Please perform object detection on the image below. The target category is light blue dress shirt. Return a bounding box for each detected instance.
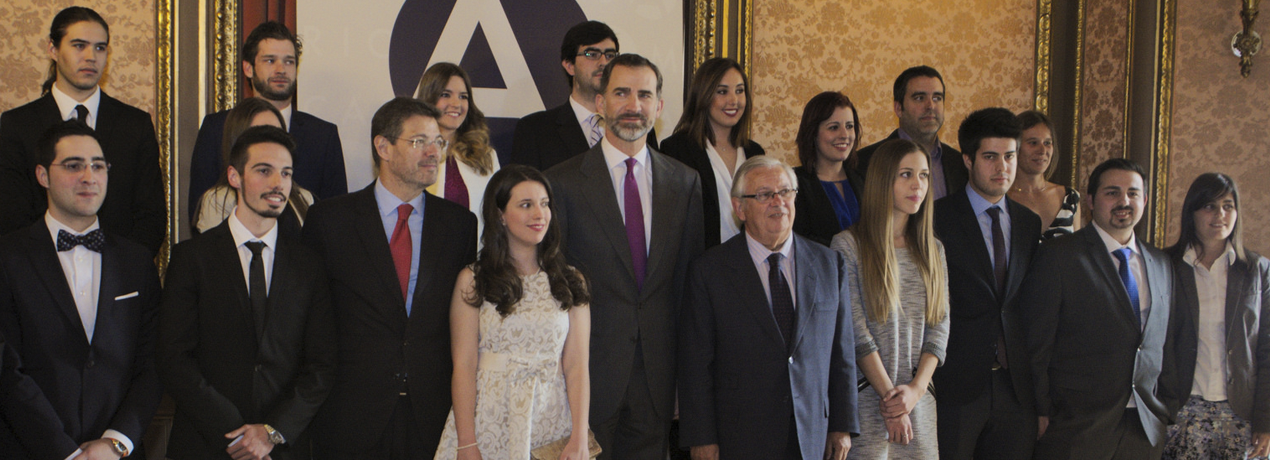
[965,184,1011,268]
[375,180,425,316]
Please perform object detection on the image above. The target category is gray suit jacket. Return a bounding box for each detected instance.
[677,234,858,458]
[544,143,704,424]
[1173,250,1270,432]
[1021,225,1183,458]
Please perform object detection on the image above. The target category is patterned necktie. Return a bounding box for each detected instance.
[768,253,795,350]
[245,241,268,339]
[57,229,104,252]
[986,206,1009,368]
[443,155,470,209]
[390,204,413,313]
[587,113,604,147]
[623,158,647,290]
[1113,248,1142,330]
[74,105,89,125]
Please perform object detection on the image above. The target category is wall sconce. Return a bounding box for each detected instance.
[1234,0,1262,77]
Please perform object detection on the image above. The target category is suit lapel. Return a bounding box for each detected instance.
[789,237,820,354]
[722,238,787,351]
[1139,242,1170,330]
[1081,227,1140,332]
[951,192,997,298]
[1004,199,1033,299]
[93,235,123,339]
[1225,257,1249,348]
[207,223,257,342]
[411,194,448,318]
[578,148,638,286]
[26,223,89,346]
[642,151,677,297]
[353,186,408,311]
[555,103,590,154]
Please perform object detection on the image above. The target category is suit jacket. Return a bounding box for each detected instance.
[544,143,704,423]
[158,221,335,459]
[791,165,864,247]
[188,109,348,219]
[853,129,966,198]
[301,184,477,450]
[659,131,764,249]
[1172,249,1270,432]
[0,93,167,254]
[0,220,162,460]
[678,234,858,458]
[1021,225,1183,458]
[932,190,1041,407]
[509,101,657,172]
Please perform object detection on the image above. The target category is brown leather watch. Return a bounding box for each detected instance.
[263,424,286,445]
[107,438,129,457]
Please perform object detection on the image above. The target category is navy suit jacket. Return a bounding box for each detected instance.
[188,109,347,219]
[509,101,658,172]
[678,234,858,458]
[0,220,162,459]
[0,93,167,254]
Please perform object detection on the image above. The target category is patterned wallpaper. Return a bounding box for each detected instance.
[1167,0,1270,253]
[1074,0,1129,194]
[0,0,155,118]
[750,0,1037,165]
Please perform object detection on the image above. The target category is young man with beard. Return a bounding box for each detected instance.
[510,21,657,171]
[159,126,336,460]
[545,54,704,459]
[0,7,166,254]
[188,21,347,221]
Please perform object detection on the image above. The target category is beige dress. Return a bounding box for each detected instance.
[434,271,573,459]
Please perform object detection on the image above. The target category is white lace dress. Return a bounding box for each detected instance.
[434,271,574,459]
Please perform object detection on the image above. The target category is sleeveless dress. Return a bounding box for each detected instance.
[434,271,574,459]
[1042,186,1080,239]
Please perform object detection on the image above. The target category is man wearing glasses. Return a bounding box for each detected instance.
[303,98,477,458]
[511,20,658,171]
[0,120,162,460]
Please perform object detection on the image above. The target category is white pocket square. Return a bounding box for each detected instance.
[114,291,139,301]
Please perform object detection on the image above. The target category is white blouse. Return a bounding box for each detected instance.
[1185,244,1236,401]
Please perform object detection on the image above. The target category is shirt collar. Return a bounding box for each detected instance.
[1182,243,1236,268]
[1092,221,1139,256]
[965,183,1008,217]
[44,212,100,243]
[745,230,794,268]
[51,84,101,124]
[601,136,650,173]
[227,208,279,250]
[897,128,942,158]
[278,104,294,132]
[374,178,425,219]
[569,95,597,129]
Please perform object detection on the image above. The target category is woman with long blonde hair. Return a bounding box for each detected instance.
[830,139,949,459]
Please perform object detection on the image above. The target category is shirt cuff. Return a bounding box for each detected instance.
[103,429,134,456]
[64,448,83,460]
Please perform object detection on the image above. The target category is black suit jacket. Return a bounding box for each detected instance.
[659,131,765,249]
[158,221,335,459]
[853,129,966,198]
[0,220,161,459]
[678,234,858,458]
[1020,226,1183,458]
[0,93,167,254]
[188,109,348,220]
[509,101,657,172]
[545,144,704,423]
[791,165,864,247]
[932,190,1041,407]
[302,184,477,451]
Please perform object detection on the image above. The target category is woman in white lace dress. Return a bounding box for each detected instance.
[435,165,592,460]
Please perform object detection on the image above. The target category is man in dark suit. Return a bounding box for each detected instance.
[0,121,161,460]
[303,98,476,458]
[853,65,965,200]
[1022,158,1183,459]
[545,53,704,459]
[0,7,166,254]
[678,156,857,460]
[158,126,335,460]
[188,21,346,220]
[510,21,656,171]
[932,108,1042,459]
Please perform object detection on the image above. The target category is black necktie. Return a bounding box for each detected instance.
[57,229,104,252]
[74,105,89,125]
[768,253,795,350]
[245,241,268,339]
[987,206,1009,369]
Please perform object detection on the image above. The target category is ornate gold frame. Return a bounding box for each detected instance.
[1150,0,1177,244]
[214,0,240,112]
[691,0,753,75]
[1034,0,1052,113]
[1069,0,1088,188]
[156,0,176,271]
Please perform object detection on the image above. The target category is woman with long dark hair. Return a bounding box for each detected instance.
[434,165,592,460]
[830,140,948,459]
[1007,110,1080,239]
[793,91,866,246]
[661,57,766,248]
[1163,173,1270,459]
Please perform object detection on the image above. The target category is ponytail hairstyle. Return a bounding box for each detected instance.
[42,7,110,95]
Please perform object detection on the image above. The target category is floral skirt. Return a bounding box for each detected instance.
[1163,396,1265,460]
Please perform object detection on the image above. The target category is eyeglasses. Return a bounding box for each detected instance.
[576,48,618,61]
[740,188,797,203]
[397,137,448,151]
[50,160,110,174]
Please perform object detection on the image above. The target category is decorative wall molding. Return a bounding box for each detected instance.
[213,0,239,112]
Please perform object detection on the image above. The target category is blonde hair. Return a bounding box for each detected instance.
[413,62,495,175]
[852,139,946,327]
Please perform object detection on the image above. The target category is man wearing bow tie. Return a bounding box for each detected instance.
[0,120,162,460]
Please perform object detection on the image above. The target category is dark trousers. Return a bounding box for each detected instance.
[315,395,426,460]
[1111,408,1166,460]
[937,367,1035,460]
[592,343,669,460]
[784,414,802,459]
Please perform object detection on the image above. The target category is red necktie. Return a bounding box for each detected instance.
[443,156,470,209]
[390,204,413,303]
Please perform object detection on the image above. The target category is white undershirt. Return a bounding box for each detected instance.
[704,141,743,242]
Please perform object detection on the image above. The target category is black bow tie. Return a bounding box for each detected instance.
[57,229,104,252]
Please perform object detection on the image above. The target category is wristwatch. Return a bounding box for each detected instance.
[263,424,286,445]
[107,438,129,457]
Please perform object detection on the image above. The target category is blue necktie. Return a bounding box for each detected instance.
[1112,248,1141,329]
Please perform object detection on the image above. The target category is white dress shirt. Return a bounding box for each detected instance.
[227,210,279,294]
[278,104,293,132]
[1092,222,1152,409]
[51,84,101,129]
[1184,244,1236,401]
[745,232,797,311]
[705,141,743,242]
[601,137,653,252]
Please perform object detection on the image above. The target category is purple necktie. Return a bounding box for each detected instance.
[624,158,647,290]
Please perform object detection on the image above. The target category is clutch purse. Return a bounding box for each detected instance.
[529,430,602,459]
